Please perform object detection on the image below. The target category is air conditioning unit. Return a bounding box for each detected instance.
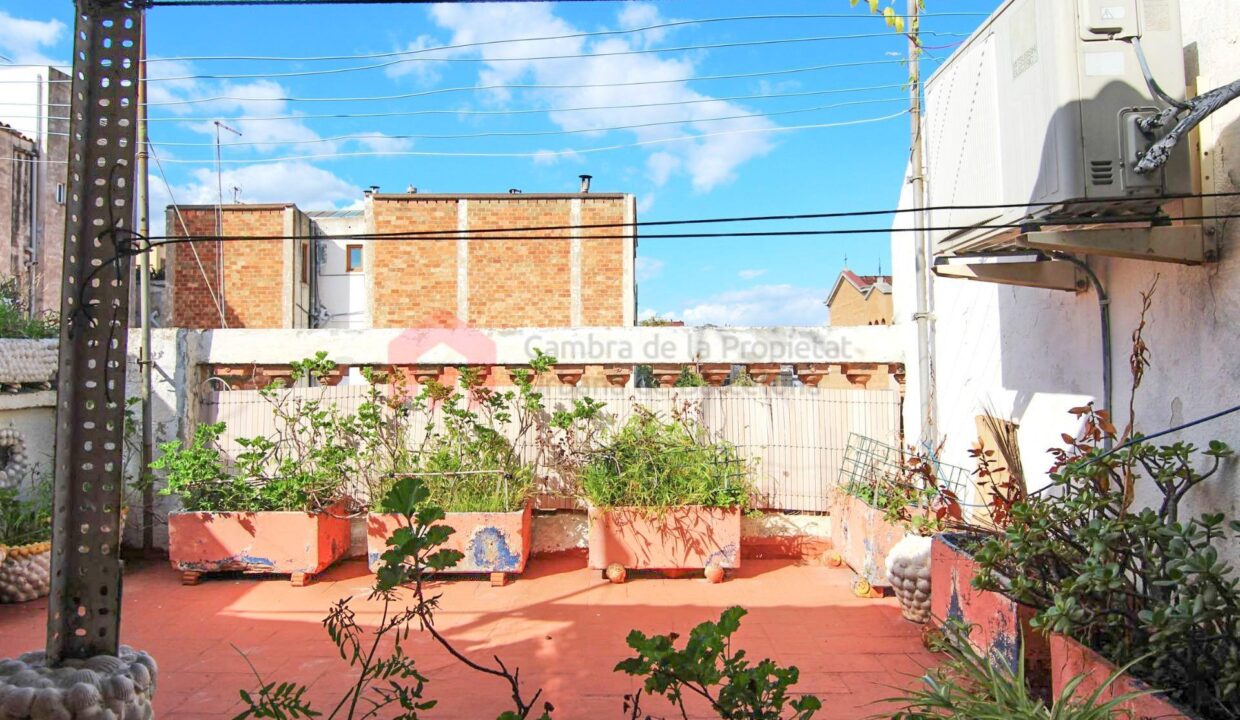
[925,0,1192,257]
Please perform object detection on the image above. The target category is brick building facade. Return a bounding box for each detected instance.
[167,189,636,329]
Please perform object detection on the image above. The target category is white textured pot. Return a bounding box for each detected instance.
[886,534,932,624]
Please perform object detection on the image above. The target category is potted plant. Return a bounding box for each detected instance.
[973,403,1239,720]
[366,354,556,586]
[157,355,352,586]
[576,404,751,581]
[929,416,1050,696]
[829,437,958,607]
[0,475,52,603]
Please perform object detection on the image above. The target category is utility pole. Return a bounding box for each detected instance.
[908,0,937,448]
[48,0,142,662]
[136,12,155,555]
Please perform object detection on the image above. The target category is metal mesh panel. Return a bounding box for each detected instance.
[47,0,141,662]
[837,432,974,505]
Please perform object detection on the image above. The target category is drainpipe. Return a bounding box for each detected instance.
[29,73,42,316]
[1054,253,1113,449]
[136,16,156,552]
[908,0,937,448]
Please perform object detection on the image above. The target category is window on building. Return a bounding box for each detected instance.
[346,244,363,273]
[301,241,309,285]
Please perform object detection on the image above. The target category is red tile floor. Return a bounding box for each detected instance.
[0,555,939,719]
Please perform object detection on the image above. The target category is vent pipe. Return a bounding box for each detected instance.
[579,174,592,193]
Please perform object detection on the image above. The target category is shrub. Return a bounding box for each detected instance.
[617,607,821,720]
[0,475,52,547]
[973,405,1240,720]
[579,407,750,510]
[0,277,58,340]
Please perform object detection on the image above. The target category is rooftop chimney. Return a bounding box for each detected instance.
[509,188,522,194]
[579,174,592,193]
[367,185,380,195]
[406,185,417,194]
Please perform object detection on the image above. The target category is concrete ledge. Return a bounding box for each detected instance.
[193,325,903,365]
[0,390,55,411]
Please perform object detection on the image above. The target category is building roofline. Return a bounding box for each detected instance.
[825,269,893,307]
[167,203,298,211]
[371,192,630,200]
[0,123,34,144]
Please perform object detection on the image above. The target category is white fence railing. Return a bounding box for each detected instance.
[198,385,901,513]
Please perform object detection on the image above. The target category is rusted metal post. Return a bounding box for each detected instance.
[47,0,143,662]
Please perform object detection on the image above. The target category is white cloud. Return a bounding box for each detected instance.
[357,133,415,153]
[423,4,775,191]
[383,34,448,84]
[636,194,656,214]
[678,284,828,327]
[0,12,65,66]
[635,256,664,281]
[738,268,768,280]
[150,161,358,237]
[616,3,672,47]
[531,148,583,165]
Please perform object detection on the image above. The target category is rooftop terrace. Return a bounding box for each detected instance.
[0,555,937,719]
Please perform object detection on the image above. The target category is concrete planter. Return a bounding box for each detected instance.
[0,338,57,386]
[827,487,907,595]
[0,541,51,604]
[168,508,350,586]
[587,505,741,573]
[931,533,1051,698]
[366,504,533,585]
[1050,633,1196,719]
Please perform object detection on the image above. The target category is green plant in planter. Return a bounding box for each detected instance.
[235,476,551,720]
[0,475,52,548]
[842,446,963,537]
[0,276,58,340]
[375,351,557,514]
[878,622,1150,719]
[579,407,751,510]
[617,606,821,720]
[973,404,1240,720]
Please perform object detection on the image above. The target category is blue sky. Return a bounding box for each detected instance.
[0,0,1000,325]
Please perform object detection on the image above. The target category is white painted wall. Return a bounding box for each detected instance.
[896,4,1240,556]
[311,212,370,329]
[0,392,56,489]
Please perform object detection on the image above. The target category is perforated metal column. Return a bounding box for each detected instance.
[47,0,142,663]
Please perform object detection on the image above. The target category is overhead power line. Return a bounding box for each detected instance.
[0,59,922,104]
[146,12,989,64]
[6,82,906,125]
[142,192,1240,242]
[145,31,970,82]
[147,97,907,148]
[152,111,910,163]
[139,213,1240,248]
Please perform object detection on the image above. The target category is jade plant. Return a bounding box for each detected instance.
[973,404,1240,720]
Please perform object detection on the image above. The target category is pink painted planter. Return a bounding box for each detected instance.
[931,534,1051,698]
[168,509,351,584]
[587,505,741,571]
[828,487,906,588]
[1050,634,1196,719]
[366,504,533,575]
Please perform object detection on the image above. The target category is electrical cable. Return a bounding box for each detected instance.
[7,81,909,125]
[142,212,1240,245]
[146,96,907,148]
[143,31,972,82]
[144,12,989,64]
[142,58,916,107]
[151,111,911,162]
[138,191,1240,241]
